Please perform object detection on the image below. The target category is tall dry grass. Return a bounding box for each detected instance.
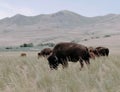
[0,53,120,92]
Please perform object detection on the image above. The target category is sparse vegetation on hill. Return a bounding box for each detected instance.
[20,43,34,47]
[0,10,120,46]
[37,42,55,47]
[103,34,111,38]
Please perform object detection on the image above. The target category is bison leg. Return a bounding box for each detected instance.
[50,66,58,70]
[84,59,90,69]
[79,59,84,70]
[61,60,68,69]
[85,59,90,65]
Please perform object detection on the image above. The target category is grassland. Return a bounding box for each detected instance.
[0,52,120,92]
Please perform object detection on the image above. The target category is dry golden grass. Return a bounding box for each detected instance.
[0,52,120,92]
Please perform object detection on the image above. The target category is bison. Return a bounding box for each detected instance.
[38,48,52,58]
[89,52,96,59]
[47,42,90,70]
[88,46,99,59]
[95,46,109,56]
[20,53,27,57]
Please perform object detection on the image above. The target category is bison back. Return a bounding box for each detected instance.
[52,42,90,61]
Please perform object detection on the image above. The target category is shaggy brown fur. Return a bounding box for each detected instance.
[38,48,52,58]
[48,42,90,70]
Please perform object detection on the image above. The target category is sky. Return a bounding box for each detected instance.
[0,0,120,19]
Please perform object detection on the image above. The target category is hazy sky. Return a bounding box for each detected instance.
[0,0,120,19]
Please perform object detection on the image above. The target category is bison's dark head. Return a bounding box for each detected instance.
[47,55,59,70]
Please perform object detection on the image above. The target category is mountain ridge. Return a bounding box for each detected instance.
[0,10,120,46]
[0,10,119,26]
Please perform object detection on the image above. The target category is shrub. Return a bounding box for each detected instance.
[20,43,34,47]
[104,35,111,38]
[38,43,55,47]
[5,47,13,49]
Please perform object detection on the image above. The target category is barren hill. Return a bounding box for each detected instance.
[0,10,120,48]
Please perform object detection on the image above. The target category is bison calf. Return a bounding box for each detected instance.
[20,53,27,57]
[38,48,52,59]
[88,47,99,59]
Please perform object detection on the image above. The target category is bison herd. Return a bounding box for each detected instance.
[37,42,109,70]
[21,42,109,70]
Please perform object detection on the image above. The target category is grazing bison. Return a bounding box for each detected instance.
[96,47,109,56]
[20,53,27,57]
[38,48,52,58]
[88,47,99,59]
[47,42,90,70]
[89,52,96,59]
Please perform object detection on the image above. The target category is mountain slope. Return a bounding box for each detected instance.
[0,10,120,46]
[0,10,91,28]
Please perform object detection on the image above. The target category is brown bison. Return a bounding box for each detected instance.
[20,53,27,57]
[95,46,109,56]
[88,47,99,59]
[38,48,52,58]
[89,52,96,59]
[47,42,90,70]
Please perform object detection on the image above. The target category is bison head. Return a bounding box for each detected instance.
[47,55,59,70]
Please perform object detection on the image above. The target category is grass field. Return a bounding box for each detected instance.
[0,52,120,92]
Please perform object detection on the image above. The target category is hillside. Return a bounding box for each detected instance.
[0,10,120,47]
